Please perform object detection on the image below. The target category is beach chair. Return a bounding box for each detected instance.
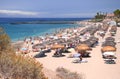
[67,53,81,58]
[104,55,116,64]
[81,52,90,57]
[52,50,65,57]
[34,51,46,58]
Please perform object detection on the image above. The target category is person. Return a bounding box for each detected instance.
[26,41,29,48]
[54,49,59,56]
[31,40,34,45]
[79,55,82,61]
[101,34,105,39]
[53,48,63,57]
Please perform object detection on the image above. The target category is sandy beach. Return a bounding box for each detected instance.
[14,21,120,79]
[39,27,120,79]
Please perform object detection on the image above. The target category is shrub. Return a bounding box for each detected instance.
[0,27,11,51]
[0,51,47,79]
[56,67,85,79]
[0,26,47,79]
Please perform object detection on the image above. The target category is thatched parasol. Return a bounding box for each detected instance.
[32,44,46,49]
[51,44,65,49]
[102,41,116,47]
[105,37,115,41]
[56,34,62,37]
[76,44,91,51]
[89,36,98,41]
[101,46,116,52]
[82,41,92,47]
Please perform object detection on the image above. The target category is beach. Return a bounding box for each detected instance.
[13,19,120,79]
[0,0,119,79]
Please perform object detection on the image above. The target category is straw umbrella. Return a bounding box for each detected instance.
[102,42,116,47]
[76,44,91,57]
[101,46,116,52]
[89,36,98,40]
[57,34,62,37]
[51,44,65,49]
[76,44,91,51]
[82,41,92,47]
[105,37,115,41]
[32,44,46,49]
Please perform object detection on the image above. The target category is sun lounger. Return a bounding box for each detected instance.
[103,55,116,64]
[42,49,51,53]
[52,54,65,57]
[34,51,46,58]
[72,59,88,63]
[104,59,116,64]
[81,52,90,57]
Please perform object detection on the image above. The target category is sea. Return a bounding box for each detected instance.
[0,18,91,41]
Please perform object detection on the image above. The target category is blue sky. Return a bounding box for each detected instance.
[0,0,120,18]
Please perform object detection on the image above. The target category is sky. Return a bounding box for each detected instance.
[0,0,120,18]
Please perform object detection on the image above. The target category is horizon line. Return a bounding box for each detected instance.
[0,17,93,18]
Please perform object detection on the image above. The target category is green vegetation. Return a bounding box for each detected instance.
[0,26,47,79]
[114,9,120,18]
[95,12,106,19]
[113,9,120,25]
[93,9,120,22]
[92,12,106,22]
[56,67,84,79]
[0,27,11,52]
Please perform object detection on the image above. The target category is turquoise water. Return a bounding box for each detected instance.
[1,23,79,41]
[0,18,91,41]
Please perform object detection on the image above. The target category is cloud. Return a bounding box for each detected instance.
[0,10,95,18]
[0,10,39,16]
